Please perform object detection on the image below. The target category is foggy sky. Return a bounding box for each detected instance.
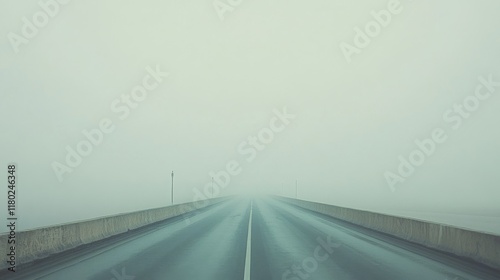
[1,0,499,232]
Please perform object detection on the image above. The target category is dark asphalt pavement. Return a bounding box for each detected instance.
[4,197,500,280]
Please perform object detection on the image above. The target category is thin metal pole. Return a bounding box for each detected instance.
[171,171,174,205]
[295,180,298,198]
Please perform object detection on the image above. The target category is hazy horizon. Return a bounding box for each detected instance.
[1,0,499,233]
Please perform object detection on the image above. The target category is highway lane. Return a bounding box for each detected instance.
[250,198,500,280]
[6,199,251,280]
[4,197,500,279]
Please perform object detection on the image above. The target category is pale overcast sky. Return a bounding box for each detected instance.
[1,0,499,231]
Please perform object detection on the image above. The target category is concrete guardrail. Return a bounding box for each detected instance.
[0,197,226,270]
[281,197,500,271]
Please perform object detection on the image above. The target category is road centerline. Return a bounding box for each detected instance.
[243,201,253,280]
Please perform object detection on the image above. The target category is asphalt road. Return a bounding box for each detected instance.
[4,198,500,280]
[250,198,500,280]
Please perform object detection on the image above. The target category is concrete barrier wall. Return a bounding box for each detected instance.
[281,197,500,271]
[0,198,226,270]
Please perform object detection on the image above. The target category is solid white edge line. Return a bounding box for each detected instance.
[243,201,253,280]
